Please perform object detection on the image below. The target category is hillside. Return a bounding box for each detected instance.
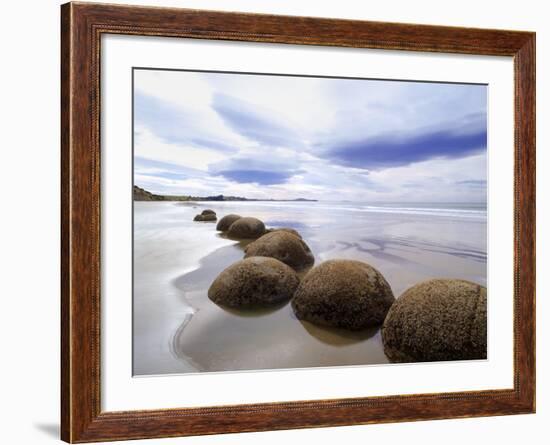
[133,185,317,202]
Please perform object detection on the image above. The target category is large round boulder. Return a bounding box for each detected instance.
[201,209,216,216]
[266,227,302,239]
[244,231,314,271]
[193,213,216,222]
[381,279,487,363]
[227,217,266,239]
[291,260,395,330]
[208,257,299,308]
[216,214,242,232]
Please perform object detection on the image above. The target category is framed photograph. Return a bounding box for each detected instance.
[61,2,535,442]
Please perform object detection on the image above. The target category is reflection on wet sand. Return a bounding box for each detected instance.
[298,321,379,346]
[217,300,290,318]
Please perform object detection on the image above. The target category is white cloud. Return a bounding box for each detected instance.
[134,70,251,151]
[133,69,487,202]
[134,125,226,171]
[135,70,213,112]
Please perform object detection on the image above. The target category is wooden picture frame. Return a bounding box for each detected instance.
[61,2,536,442]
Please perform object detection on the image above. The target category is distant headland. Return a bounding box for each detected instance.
[133,185,317,202]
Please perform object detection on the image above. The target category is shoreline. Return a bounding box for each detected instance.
[133,200,486,376]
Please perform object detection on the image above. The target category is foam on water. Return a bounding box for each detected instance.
[198,200,487,220]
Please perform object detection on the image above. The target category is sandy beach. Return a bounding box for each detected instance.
[133,200,486,376]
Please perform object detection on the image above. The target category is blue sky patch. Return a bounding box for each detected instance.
[217,169,296,185]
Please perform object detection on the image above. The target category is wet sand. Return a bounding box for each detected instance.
[133,201,486,375]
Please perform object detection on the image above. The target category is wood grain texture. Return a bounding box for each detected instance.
[60,2,536,442]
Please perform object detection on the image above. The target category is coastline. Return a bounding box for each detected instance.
[133,200,486,375]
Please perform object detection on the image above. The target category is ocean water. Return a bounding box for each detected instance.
[133,201,487,375]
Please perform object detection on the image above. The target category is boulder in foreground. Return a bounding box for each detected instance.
[227,217,266,239]
[292,259,395,330]
[216,214,242,232]
[381,279,487,363]
[208,257,299,308]
[244,231,314,271]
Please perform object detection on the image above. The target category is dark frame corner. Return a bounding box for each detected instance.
[61,2,535,442]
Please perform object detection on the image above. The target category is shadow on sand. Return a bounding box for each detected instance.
[215,299,291,318]
[297,318,379,346]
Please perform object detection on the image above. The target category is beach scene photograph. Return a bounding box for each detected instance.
[132,68,488,376]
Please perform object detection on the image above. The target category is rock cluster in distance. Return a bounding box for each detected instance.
[193,209,217,222]
[216,214,242,232]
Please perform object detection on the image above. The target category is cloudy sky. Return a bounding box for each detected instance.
[134,69,487,202]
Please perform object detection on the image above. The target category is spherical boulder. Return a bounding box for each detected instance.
[227,217,266,239]
[267,227,302,239]
[201,209,216,216]
[216,214,242,232]
[208,257,300,308]
[381,279,487,363]
[291,260,395,330]
[193,213,216,222]
[244,231,314,271]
